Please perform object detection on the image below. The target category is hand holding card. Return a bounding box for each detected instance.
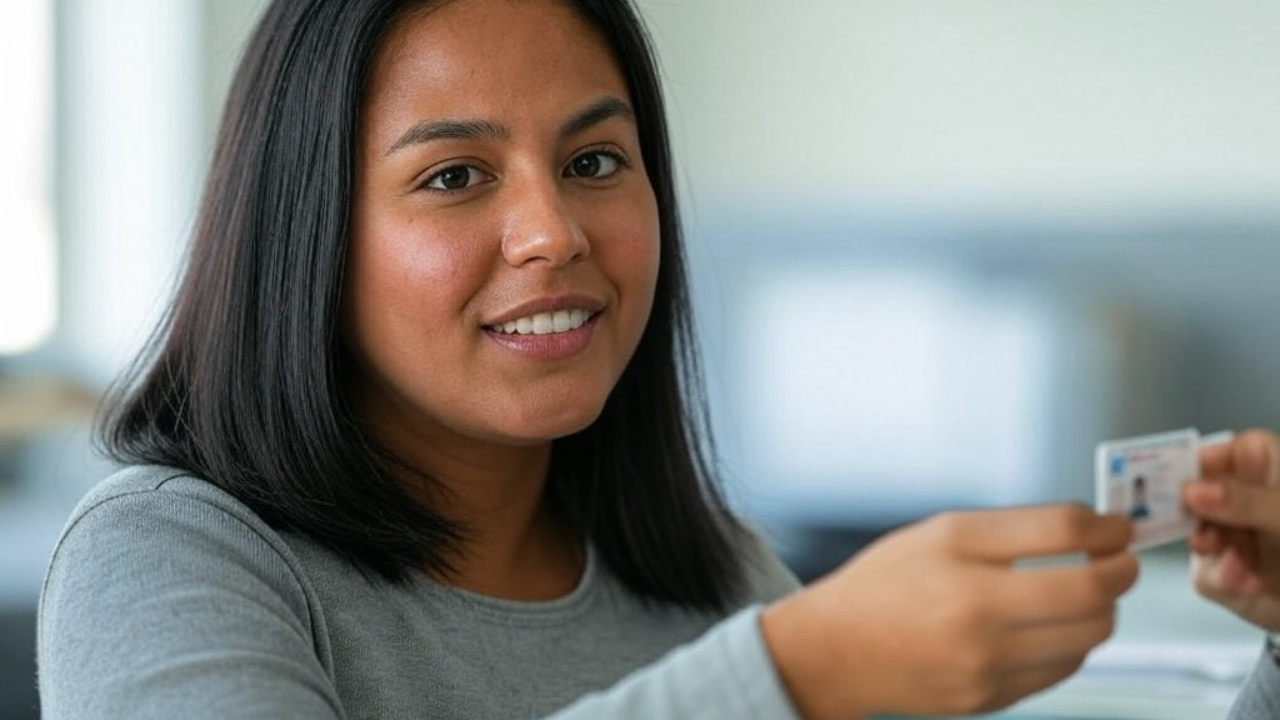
[1182,429,1280,635]
[761,504,1137,719]
[1095,428,1231,551]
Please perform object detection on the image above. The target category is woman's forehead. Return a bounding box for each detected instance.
[360,0,630,152]
[371,0,619,96]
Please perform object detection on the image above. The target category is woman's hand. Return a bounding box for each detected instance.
[1183,429,1280,632]
[760,505,1138,720]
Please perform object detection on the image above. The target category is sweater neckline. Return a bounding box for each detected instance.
[415,543,601,626]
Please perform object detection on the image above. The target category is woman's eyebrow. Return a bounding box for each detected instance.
[558,96,635,139]
[386,119,510,156]
[385,96,635,157]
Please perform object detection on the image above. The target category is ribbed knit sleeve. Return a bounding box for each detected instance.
[541,607,802,720]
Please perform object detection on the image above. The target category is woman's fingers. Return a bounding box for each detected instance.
[928,504,1133,564]
[979,659,1089,714]
[920,654,1091,717]
[993,551,1138,625]
[760,504,1137,720]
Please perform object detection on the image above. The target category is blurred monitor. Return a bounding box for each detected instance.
[693,248,1188,538]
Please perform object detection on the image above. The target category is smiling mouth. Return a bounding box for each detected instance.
[487,309,594,336]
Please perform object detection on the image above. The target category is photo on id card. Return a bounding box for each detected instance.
[1094,428,1199,550]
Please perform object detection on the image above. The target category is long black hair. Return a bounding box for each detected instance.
[98,0,747,611]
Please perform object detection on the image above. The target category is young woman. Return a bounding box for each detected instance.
[38,1,1147,718]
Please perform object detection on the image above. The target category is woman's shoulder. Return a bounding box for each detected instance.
[49,463,304,590]
[70,463,256,520]
[39,465,346,717]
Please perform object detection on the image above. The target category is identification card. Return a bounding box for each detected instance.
[1094,428,1204,550]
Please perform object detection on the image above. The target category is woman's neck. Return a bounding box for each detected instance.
[446,495,584,601]
[398,438,584,601]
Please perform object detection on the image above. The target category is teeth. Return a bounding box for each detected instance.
[494,309,591,335]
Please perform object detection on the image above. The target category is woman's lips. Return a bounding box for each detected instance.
[484,310,600,360]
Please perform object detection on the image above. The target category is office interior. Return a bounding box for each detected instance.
[1,1,1278,718]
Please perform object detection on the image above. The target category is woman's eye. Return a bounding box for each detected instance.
[423,165,488,192]
[565,151,623,180]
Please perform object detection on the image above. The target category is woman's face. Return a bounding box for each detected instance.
[343,0,660,464]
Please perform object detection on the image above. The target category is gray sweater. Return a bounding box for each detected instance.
[37,465,802,720]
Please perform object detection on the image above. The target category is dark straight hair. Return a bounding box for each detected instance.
[98,0,747,610]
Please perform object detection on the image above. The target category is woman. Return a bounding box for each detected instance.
[38,1,1141,718]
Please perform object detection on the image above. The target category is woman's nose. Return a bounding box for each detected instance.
[500,180,590,268]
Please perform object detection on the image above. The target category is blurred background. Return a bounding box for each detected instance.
[1,1,1277,718]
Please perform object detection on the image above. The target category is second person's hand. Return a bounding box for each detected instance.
[1184,429,1280,632]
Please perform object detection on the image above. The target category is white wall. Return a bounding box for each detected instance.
[640,0,1280,218]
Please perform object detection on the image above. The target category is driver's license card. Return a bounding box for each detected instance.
[1094,428,1224,550]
